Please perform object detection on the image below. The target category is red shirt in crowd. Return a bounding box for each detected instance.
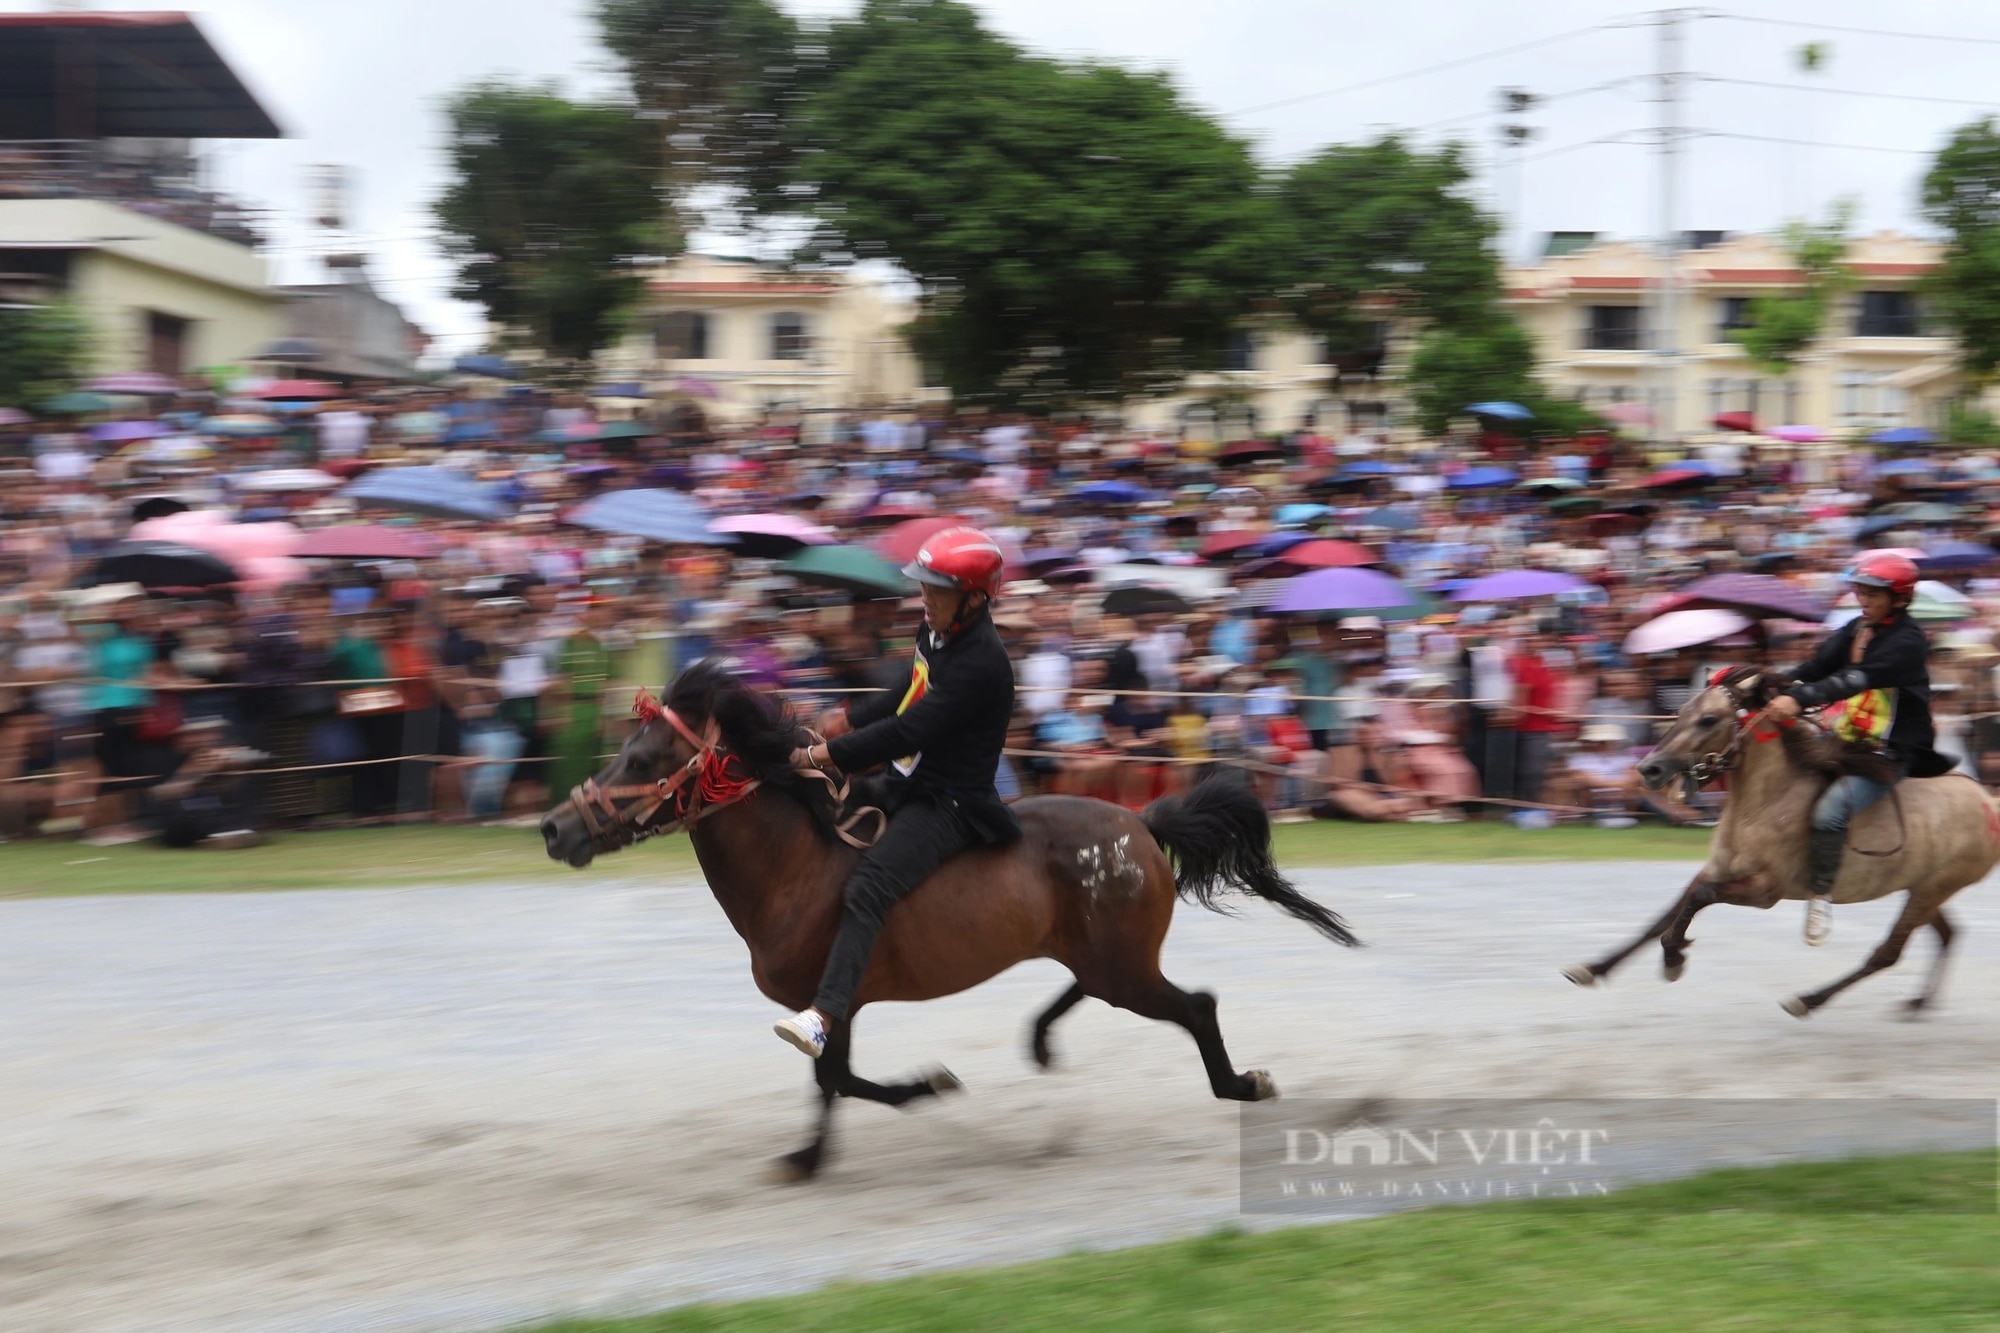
[1510,649,1564,734]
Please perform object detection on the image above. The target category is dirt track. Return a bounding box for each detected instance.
[4,859,1998,1333]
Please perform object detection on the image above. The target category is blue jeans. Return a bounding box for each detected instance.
[1811,772,1893,834]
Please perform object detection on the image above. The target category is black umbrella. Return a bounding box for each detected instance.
[131,496,192,523]
[1102,585,1191,617]
[86,542,238,595]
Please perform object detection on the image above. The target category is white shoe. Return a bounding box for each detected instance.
[774,1008,828,1058]
[1805,895,1833,947]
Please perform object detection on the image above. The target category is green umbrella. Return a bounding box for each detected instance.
[1548,494,1604,515]
[781,544,909,599]
[40,391,116,414]
[598,420,653,441]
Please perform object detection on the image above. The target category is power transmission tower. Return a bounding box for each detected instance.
[1652,9,1689,443]
[1495,87,1539,265]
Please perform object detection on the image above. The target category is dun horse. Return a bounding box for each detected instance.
[1564,667,2000,1017]
[540,663,1357,1178]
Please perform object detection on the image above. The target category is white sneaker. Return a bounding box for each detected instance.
[774,1008,828,1058]
[1805,895,1833,947]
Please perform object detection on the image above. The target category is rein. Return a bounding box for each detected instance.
[565,690,884,852]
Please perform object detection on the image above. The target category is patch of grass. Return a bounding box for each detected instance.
[519,1153,1999,1333]
[0,817,1704,899]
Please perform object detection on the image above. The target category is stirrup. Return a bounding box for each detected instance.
[1804,895,1833,947]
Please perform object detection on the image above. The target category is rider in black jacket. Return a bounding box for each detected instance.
[776,527,1019,1058]
[1766,550,1937,946]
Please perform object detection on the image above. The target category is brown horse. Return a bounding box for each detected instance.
[540,663,1357,1178]
[1563,667,2000,1018]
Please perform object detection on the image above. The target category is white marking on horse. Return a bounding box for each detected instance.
[1077,834,1141,903]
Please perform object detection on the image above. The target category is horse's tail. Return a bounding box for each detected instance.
[1143,766,1359,946]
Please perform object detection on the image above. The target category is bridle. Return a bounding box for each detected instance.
[565,693,759,852]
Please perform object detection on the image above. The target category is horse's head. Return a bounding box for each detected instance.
[1635,666,1784,792]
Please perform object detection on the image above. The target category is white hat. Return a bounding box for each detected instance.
[1580,723,1629,744]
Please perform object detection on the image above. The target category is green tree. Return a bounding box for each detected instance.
[1728,202,1852,378]
[595,0,802,206]
[1273,136,1501,356]
[1404,317,1536,437]
[433,83,672,366]
[0,300,90,408]
[771,0,1277,406]
[1923,117,2000,386]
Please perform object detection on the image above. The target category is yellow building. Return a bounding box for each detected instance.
[602,254,926,421]
[1503,230,1955,438]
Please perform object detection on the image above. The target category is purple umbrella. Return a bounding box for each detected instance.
[90,420,167,443]
[1676,573,1827,621]
[1267,567,1415,614]
[1447,569,1590,602]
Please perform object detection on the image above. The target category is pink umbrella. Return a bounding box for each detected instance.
[1770,425,1828,444]
[129,511,307,591]
[296,525,442,560]
[1603,401,1653,427]
[87,371,180,396]
[709,513,835,546]
[1624,608,1753,656]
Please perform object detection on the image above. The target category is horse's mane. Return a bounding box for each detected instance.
[664,660,883,845]
[1709,665,1901,785]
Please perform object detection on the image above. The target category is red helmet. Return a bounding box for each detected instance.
[1846,550,1919,600]
[904,526,1005,597]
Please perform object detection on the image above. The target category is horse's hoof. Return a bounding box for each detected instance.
[1780,995,1812,1019]
[1246,1070,1280,1101]
[1662,961,1685,983]
[1900,997,1932,1021]
[1031,1036,1054,1071]
[1561,963,1598,988]
[766,1153,819,1185]
[926,1066,964,1096]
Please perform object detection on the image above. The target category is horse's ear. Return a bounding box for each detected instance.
[1738,671,1786,710]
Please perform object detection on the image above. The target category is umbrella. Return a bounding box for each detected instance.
[344,466,514,523]
[566,488,724,545]
[230,468,342,493]
[780,544,909,599]
[131,496,192,522]
[670,376,723,400]
[1336,460,1402,477]
[1677,572,1827,621]
[1642,466,1715,489]
[1870,426,1937,446]
[1916,540,1994,573]
[1519,476,1584,494]
[252,337,325,363]
[123,436,213,463]
[452,354,518,380]
[1713,410,1758,433]
[1102,585,1191,617]
[597,420,654,442]
[1219,438,1285,465]
[1262,539,1376,570]
[1875,459,1932,476]
[1827,581,1971,626]
[1350,505,1424,533]
[1446,466,1519,489]
[1070,479,1156,506]
[592,382,646,399]
[1603,402,1653,427]
[1447,569,1590,602]
[296,525,441,560]
[40,391,116,414]
[86,371,180,396]
[1273,503,1334,527]
[0,407,32,426]
[1267,567,1416,615]
[90,420,165,442]
[708,512,835,558]
[85,541,238,594]
[201,414,282,437]
[1465,401,1533,420]
[1624,608,1755,656]
[1770,424,1827,443]
[247,379,340,400]
[1199,530,1270,559]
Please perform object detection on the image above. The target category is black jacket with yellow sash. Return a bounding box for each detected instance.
[1783,610,1951,774]
[825,605,1021,844]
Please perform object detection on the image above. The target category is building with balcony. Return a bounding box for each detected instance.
[0,11,285,379]
[599,254,927,421]
[1504,230,1955,437]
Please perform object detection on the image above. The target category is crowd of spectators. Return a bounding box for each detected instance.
[7,377,2000,849]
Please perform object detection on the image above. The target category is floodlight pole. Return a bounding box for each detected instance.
[1653,8,1687,446]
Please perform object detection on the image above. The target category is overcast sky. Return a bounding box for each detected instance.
[17,0,2000,354]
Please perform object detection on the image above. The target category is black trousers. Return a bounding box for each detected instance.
[813,792,975,1022]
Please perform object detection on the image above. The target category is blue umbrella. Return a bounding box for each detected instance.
[1446,466,1520,490]
[566,489,731,546]
[592,381,645,398]
[1336,460,1401,476]
[1350,505,1424,533]
[1875,459,1933,476]
[933,448,989,466]
[1070,480,1156,505]
[454,354,518,380]
[1870,426,1937,447]
[1448,569,1590,602]
[1274,503,1334,527]
[1466,401,1534,421]
[342,466,513,522]
[1918,540,1994,573]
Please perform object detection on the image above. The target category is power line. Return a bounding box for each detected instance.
[1407,75,1648,136]
[1223,21,1616,118]
[1700,74,2000,112]
[1708,11,2000,47]
[1693,129,1933,157]
[1521,129,1652,164]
